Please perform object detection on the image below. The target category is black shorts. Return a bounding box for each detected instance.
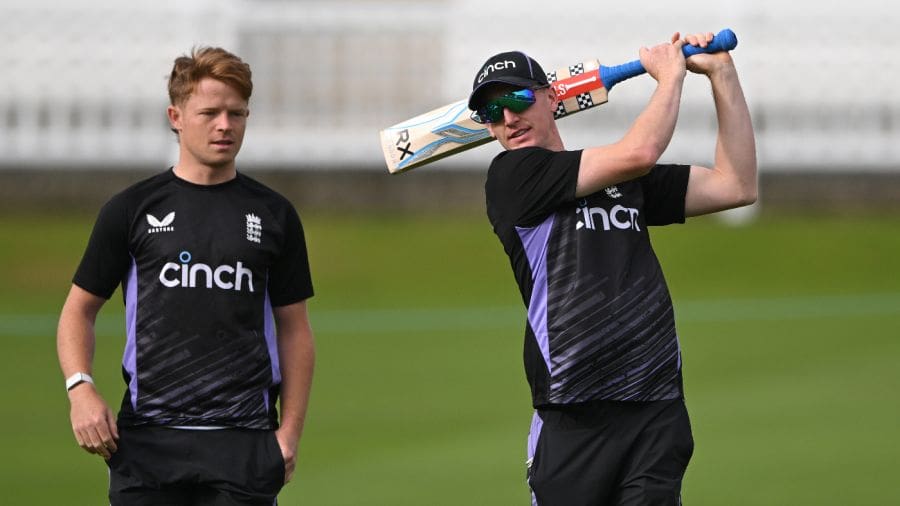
[107,426,285,506]
[527,398,694,506]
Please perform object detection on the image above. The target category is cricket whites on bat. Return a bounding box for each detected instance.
[380,28,737,174]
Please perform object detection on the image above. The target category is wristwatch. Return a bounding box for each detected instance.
[65,372,94,392]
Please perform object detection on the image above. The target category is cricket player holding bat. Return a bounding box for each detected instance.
[469,32,757,504]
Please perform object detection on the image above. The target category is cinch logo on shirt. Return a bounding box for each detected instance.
[158,250,254,292]
[576,204,641,232]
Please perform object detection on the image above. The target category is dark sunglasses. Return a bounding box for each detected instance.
[470,88,542,124]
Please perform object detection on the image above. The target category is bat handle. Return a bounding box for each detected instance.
[601,28,738,90]
[682,28,737,57]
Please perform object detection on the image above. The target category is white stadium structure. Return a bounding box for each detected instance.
[0,0,896,180]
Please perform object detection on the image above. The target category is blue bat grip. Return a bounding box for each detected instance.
[601,28,737,91]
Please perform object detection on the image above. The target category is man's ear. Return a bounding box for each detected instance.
[545,86,558,108]
[487,123,497,138]
[167,104,182,133]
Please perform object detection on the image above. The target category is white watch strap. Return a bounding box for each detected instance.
[65,372,94,391]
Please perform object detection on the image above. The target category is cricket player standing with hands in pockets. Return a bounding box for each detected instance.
[468,32,757,504]
[57,47,315,505]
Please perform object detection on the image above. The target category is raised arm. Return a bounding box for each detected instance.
[681,32,758,217]
[576,33,688,198]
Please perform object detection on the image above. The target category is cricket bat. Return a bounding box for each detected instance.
[380,28,737,174]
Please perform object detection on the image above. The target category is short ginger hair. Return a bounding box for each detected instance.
[167,47,253,106]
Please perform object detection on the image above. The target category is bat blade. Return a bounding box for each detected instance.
[380,58,607,174]
[380,28,737,174]
[378,99,494,173]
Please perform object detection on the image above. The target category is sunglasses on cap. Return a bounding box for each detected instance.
[470,87,545,124]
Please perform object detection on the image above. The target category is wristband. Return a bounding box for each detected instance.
[65,372,94,392]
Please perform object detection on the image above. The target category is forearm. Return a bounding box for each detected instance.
[57,285,119,457]
[277,327,315,440]
[684,60,759,217]
[57,287,102,377]
[627,78,685,161]
[577,78,684,196]
[710,64,758,203]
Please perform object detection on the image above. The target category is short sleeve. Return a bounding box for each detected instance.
[485,147,581,227]
[639,164,690,226]
[266,203,314,307]
[72,196,133,299]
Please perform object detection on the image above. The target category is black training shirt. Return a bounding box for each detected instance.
[74,169,313,429]
[485,147,689,407]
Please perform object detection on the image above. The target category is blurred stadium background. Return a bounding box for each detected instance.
[1,0,898,211]
[1,0,898,504]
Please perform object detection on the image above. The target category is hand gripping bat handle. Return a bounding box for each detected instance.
[601,28,738,91]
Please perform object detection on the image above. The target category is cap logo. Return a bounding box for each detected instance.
[477,60,516,83]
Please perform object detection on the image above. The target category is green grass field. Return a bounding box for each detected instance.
[1,210,898,505]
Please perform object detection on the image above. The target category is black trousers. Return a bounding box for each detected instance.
[107,426,285,506]
[528,399,694,506]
